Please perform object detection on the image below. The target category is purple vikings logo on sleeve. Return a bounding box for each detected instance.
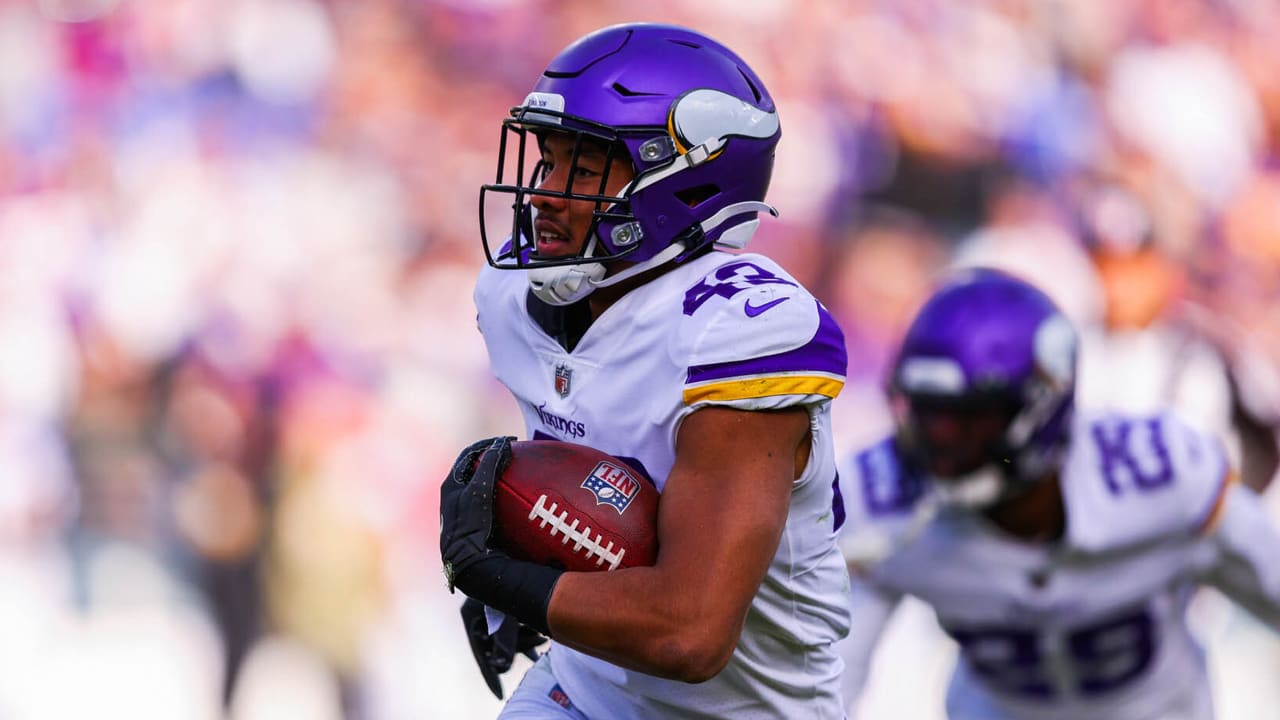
[581,461,640,514]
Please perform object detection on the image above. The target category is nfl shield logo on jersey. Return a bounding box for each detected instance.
[581,461,640,514]
[554,363,572,397]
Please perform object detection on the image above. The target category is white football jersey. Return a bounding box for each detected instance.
[837,410,1280,720]
[475,251,852,719]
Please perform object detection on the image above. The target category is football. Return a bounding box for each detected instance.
[492,440,659,572]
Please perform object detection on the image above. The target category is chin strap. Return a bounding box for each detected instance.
[527,235,605,306]
[930,466,1006,509]
[591,242,687,289]
[525,202,777,307]
[703,201,777,249]
[527,262,607,306]
[527,241,688,306]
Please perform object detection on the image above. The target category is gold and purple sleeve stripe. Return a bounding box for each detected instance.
[683,305,847,405]
[1197,468,1238,536]
[683,372,846,404]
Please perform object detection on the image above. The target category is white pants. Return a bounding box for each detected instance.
[500,652,591,720]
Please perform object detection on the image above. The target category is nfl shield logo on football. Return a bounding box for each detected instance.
[581,461,640,514]
[554,363,572,397]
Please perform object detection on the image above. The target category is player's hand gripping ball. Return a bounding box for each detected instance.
[492,441,659,572]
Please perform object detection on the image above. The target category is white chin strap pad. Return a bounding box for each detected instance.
[931,466,1005,509]
[526,240,687,306]
[527,263,607,306]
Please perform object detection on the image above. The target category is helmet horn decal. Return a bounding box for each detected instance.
[669,88,780,154]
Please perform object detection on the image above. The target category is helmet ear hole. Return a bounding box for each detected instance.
[675,184,720,208]
[737,69,762,103]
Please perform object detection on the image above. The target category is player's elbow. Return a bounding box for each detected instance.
[649,629,737,683]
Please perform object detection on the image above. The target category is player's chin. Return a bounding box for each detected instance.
[926,454,986,478]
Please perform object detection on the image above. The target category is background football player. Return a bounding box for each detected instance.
[439,23,852,718]
[836,268,1280,720]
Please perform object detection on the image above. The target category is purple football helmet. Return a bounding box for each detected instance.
[891,268,1078,507]
[479,23,781,304]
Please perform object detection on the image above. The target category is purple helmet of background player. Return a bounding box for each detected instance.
[479,23,781,305]
[890,268,1079,507]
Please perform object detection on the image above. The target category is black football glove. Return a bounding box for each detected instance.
[440,436,511,591]
[460,596,547,699]
[440,436,563,635]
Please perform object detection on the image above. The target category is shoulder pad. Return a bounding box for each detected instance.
[676,255,846,408]
[1064,410,1232,552]
[836,437,930,566]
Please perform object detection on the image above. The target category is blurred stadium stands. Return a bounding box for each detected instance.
[0,1,1277,718]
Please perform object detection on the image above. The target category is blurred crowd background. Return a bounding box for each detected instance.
[1,0,1278,718]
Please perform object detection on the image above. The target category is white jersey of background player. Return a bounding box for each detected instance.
[442,23,852,720]
[836,269,1280,720]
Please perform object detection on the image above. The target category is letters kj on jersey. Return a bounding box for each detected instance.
[581,461,641,514]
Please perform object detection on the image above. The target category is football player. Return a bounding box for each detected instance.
[836,268,1280,720]
[439,23,851,718]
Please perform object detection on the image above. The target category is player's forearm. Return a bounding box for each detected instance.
[545,564,756,682]
[1210,485,1280,628]
[539,408,801,680]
